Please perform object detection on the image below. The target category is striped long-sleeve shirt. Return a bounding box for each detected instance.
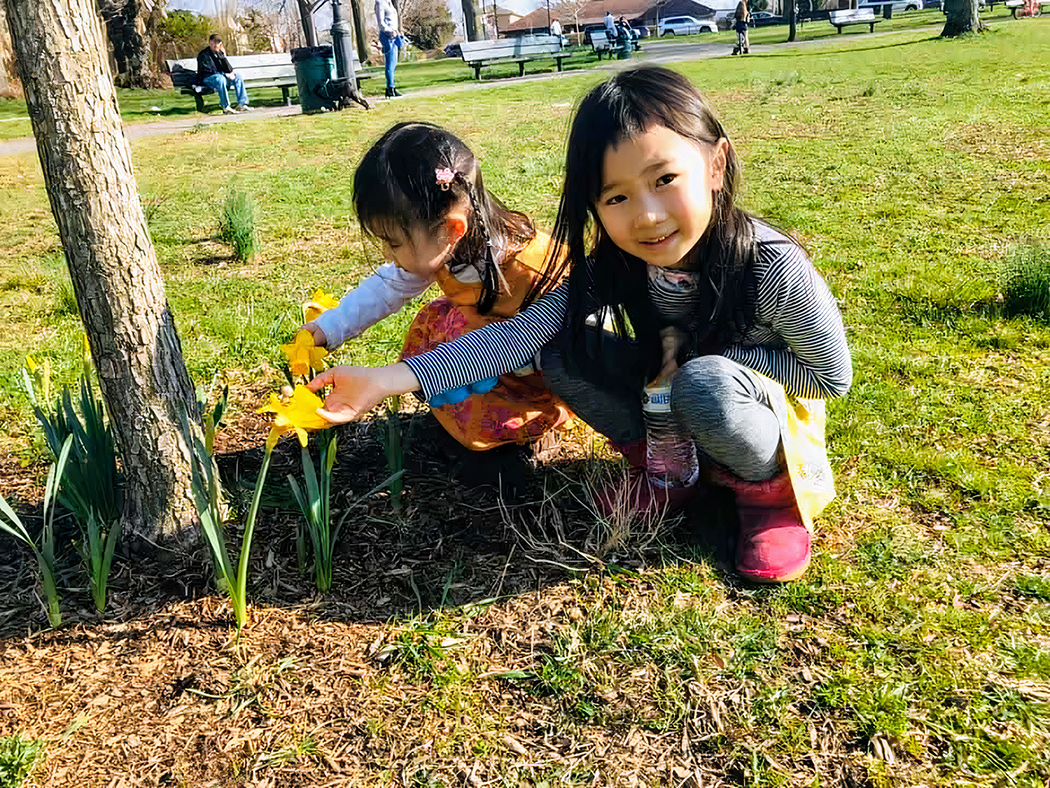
[404,220,852,402]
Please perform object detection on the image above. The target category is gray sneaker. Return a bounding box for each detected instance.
[236,105,251,112]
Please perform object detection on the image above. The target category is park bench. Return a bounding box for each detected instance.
[828,8,882,32]
[166,52,370,112]
[458,35,571,80]
[588,30,640,60]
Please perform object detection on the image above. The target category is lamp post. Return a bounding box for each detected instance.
[546,0,551,27]
[329,0,359,84]
[493,0,500,37]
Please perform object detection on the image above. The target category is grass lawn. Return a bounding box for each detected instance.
[1,18,1050,788]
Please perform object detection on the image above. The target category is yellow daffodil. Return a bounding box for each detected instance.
[258,384,329,449]
[302,289,340,324]
[281,329,328,377]
[25,354,37,373]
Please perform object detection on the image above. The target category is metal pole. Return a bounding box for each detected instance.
[493,0,500,37]
[546,0,551,27]
[330,0,359,83]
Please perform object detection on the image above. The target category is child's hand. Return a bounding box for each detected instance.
[307,362,420,424]
[300,321,328,348]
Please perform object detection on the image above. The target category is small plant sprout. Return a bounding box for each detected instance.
[281,329,328,379]
[185,385,328,631]
[23,354,122,613]
[287,427,347,592]
[0,435,73,628]
[1001,243,1050,322]
[219,185,259,263]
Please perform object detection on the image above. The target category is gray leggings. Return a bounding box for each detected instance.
[541,331,781,482]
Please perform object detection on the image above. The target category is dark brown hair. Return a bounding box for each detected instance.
[538,65,757,380]
[353,122,535,314]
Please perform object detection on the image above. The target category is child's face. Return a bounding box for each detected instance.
[595,125,727,270]
[378,224,452,279]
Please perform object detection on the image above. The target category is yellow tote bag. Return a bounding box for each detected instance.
[756,373,836,532]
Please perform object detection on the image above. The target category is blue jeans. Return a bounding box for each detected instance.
[202,72,248,109]
[380,32,398,89]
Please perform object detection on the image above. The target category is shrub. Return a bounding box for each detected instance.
[0,736,45,788]
[1001,243,1050,322]
[219,186,259,263]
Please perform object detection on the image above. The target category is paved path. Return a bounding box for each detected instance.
[0,23,943,158]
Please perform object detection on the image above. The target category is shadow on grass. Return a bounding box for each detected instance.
[0,411,731,639]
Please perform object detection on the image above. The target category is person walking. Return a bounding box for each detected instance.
[376,0,403,97]
[733,0,752,55]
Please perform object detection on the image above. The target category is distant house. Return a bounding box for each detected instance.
[505,0,718,37]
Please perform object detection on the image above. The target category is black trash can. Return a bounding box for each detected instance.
[291,46,336,114]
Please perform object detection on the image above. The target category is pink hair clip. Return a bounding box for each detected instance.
[435,167,456,190]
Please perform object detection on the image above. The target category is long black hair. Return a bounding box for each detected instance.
[536,66,758,381]
[353,122,535,314]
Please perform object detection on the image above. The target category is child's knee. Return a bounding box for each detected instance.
[671,356,740,421]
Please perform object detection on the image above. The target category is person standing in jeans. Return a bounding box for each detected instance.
[375,0,403,97]
[196,34,250,114]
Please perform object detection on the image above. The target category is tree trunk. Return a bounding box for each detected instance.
[350,0,370,63]
[297,0,319,47]
[788,0,797,41]
[4,0,202,555]
[462,0,478,40]
[942,0,982,35]
[97,0,154,87]
[0,5,20,97]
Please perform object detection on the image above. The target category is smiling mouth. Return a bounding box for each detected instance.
[640,230,677,245]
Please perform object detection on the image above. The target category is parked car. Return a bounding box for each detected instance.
[923,0,942,8]
[443,42,462,58]
[750,11,786,25]
[657,15,717,35]
[632,24,650,38]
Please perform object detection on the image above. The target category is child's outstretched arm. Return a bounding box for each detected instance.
[308,281,570,423]
[306,263,433,350]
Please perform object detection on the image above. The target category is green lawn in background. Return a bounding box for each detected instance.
[2,6,1009,143]
[1,18,1049,785]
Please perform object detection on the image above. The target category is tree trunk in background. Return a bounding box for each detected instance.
[297,0,319,46]
[942,0,982,35]
[0,5,19,97]
[350,0,370,62]
[97,0,154,87]
[4,0,202,555]
[462,0,478,40]
[788,0,796,41]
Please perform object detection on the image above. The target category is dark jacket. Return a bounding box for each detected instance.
[197,47,233,79]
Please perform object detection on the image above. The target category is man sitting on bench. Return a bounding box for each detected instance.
[197,34,250,115]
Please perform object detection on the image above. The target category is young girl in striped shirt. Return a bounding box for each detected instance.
[310,67,852,583]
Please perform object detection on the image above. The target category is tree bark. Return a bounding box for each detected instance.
[788,0,797,41]
[942,0,982,35]
[0,5,20,97]
[350,0,370,63]
[297,0,320,46]
[462,0,478,40]
[97,0,154,87]
[4,0,202,555]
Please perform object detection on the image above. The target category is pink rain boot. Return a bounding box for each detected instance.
[714,468,811,583]
[596,440,697,518]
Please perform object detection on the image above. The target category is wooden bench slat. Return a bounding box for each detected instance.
[458,35,569,80]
